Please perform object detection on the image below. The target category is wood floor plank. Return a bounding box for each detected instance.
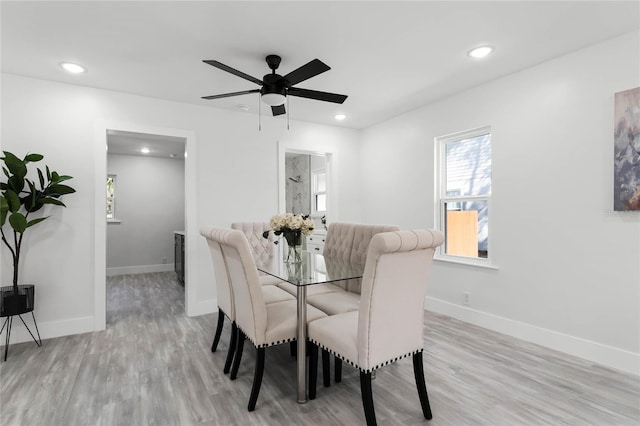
[0,271,638,425]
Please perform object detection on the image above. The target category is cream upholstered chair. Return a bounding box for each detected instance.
[201,226,294,375]
[200,226,238,374]
[231,222,275,258]
[231,222,283,286]
[307,222,401,386]
[214,227,326,411]
[308,229,444,426]
[314,222,401,294]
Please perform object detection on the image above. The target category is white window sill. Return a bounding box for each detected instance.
[107,219,122,224]
[434,255,499,270]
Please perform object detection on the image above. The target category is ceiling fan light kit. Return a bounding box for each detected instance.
[202,54,348,127]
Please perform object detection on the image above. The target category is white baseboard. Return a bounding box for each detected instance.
[106,264,175,276]
[0,315,95,347]
[426,296,640,376]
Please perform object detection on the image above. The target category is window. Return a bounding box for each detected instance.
[312,169,327,214]
[106,174,117,221]
[435,126,492,266]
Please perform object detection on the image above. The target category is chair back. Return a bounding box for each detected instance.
[200,226,235,320]
[322,222,356,261]
[350,224,401,265]
[218,228,269,345]
[231,222,276,259]
[357,229,444,371]
[324,222,400,293]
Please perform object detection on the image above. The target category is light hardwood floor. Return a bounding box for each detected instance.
[1,272,638,425]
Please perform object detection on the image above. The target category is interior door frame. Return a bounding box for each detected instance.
[94,120,197,330]
[277,141,336,222]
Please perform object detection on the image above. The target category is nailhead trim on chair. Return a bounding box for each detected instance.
[236,324,297,349]
[309,338,423,373]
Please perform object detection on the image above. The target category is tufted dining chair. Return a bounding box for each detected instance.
[319,222,400,294]
[308,229,444,426]
[214,228,326,411]
[200,226,238,374]
[231,222,283,286]
[309,222,400,385]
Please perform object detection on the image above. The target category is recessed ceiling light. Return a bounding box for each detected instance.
[59,62,86,73]
[468,46,493,59]
[140,147,150,154]
[334,114,347,121]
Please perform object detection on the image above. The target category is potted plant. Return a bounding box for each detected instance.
[0,151,75,358]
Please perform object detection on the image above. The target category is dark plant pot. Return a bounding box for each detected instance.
[0,285,35,317]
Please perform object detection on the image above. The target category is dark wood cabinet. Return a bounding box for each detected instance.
[174,232,185,286]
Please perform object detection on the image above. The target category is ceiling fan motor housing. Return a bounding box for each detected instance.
[261,73,287,105]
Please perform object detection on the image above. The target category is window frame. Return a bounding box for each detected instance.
[434,126,495,268]
[106,174,120,223]
[312,168,327,215]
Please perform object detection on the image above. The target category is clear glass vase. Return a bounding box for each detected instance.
[285,244,302,264]
[283,230,303,264]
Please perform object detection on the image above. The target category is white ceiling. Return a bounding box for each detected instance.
[2,1,639,130]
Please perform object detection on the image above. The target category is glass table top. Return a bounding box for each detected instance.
[256,250,365,286]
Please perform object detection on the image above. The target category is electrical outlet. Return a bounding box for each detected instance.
[162,257,167,264]
[463,292,471,306]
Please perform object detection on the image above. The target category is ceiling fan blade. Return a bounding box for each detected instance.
[271,105,286,116]
[202,89,260,100]
[203,60,263,86]
[283,59,330,86]
[288,87,348,104]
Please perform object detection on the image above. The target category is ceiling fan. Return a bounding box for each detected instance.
[201,55,348,116]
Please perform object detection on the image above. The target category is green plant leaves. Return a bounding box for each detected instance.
[2,151,27,179]
[24,153,43,163]
[48,184,76,196]
[37,168,45,189]
[40,198,66,207]
[1,152,75,232]
[7,175,25,193]
[0,197,8,226]
[8,212,27,233]
[26,217,48,229]
[5,190,20,213]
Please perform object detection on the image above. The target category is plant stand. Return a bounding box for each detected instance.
[0,285,42,362]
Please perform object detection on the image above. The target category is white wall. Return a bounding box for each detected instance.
[360,32,640,374]
[106,153,185,275]
[0,74,362,342]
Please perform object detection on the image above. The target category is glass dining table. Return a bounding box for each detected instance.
[256,249,365,403]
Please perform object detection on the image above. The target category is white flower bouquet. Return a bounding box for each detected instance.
[263,213,315,247]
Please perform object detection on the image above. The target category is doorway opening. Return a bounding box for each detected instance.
[105,130,186,321]
[94,122,196,331]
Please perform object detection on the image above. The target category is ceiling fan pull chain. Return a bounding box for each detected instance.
[287,90,290,131]
[258,92,262,131]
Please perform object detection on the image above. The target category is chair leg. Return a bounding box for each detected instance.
[335,357,342,383]
[223,322,237,374]
[413,352,433,420]
[322,349,331,387]
[211,309,225,352]
[309,343,318,400]
[248,347,265,411]
[360,371,377,426]
[230,329,245,380]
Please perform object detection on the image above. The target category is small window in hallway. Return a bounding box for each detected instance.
[107,174,116,220]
